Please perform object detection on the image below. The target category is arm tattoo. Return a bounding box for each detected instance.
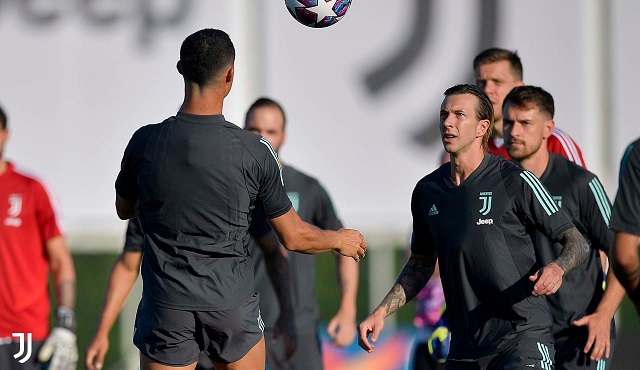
[554,227,590,274]
[380,254,436,316]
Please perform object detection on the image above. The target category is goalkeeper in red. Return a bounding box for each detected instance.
[358,84,590,369]
[0,104,78,370]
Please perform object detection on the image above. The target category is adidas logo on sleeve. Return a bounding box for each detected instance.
[428,204,439,216]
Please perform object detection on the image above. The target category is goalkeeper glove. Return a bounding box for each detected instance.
[38,307,78,370]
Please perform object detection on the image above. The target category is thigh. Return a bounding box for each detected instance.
[141,353,197,370]
[198,292,264,364]
[195,352,216,370]
[212,337,265,370]
[134,299,201,367]
[0,341,45,370]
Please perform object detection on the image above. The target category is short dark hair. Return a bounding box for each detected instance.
[473,48,523,81]
[179,29,235,86]
[443,84,494,151]
[244,97,287,130]
[0,104,6,130]
[503,86,554,119]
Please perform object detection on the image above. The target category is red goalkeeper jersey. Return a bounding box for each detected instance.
[489,128,587,168]
[0,162,64,340]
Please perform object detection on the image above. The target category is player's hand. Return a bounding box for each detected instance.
[37,327,78,370]
[273,312,298,360]
[529,262,563,296]
[85,334,109,370]
[327,308,357,347]
[357,309,386,353]
[572,311,611,361]
[336,228,367,262]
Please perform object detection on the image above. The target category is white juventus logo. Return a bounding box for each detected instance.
[12,332,32,364]
[8,194,22,217]
[479,192,492,215]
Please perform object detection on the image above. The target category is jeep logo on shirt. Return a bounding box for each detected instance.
[477,218,494,225]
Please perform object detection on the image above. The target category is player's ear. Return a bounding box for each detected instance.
[225,66,234,84]
[543,119,555,139]
[176,60,183,75]
[477,119,490,138]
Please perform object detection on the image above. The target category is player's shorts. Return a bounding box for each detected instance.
[133,292,264,366]
[555,332,614,370]
[444,338,555,370]
[0,340,45,370]
[264,327,322,370]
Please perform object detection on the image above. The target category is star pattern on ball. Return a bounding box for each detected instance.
[285,0,351,28]
[306,0,341,21]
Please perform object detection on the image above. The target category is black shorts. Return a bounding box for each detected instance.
[555,332,614,370]
[445,339,555,370]
[134,293,264,366]
[0,340,45,370]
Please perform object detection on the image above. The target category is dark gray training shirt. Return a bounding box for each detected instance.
[533,153,614,347]
[249,165,342,333]
[411,154,574,360]
[116,112,292,311]
[611,138,640,236]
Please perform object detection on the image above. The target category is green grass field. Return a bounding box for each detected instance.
[67,248,640,369]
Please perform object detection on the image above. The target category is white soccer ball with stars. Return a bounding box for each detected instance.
[285,0,352,28]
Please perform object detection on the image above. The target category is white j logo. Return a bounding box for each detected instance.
[8,194,22,217]
[479,192,493,216]
[12,332,32,364]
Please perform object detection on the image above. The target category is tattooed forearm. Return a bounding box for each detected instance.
[379,254,436,316]
[554,227,589,274]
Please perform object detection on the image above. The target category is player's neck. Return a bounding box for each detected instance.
[514,149,550,178]
[0,159,8,176]
[449,146,485,185]
[179,83,225,115]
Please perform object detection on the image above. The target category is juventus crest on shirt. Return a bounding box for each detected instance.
[411,154,574,360]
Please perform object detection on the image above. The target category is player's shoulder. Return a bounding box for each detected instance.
[9,163,52,189]
[284,165,318,185]
[415,162,450,190]
[551,153,595,184]
[226,125,273,154]
[623,138,640,161]
[492,154,524,177]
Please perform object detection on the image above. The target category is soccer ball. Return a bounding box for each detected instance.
[285,0,352,28]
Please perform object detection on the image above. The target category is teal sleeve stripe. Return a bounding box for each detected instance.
[588,178,611,226]
[520,171,558,216]
[619,143,634,180]
[260,138,284,186]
